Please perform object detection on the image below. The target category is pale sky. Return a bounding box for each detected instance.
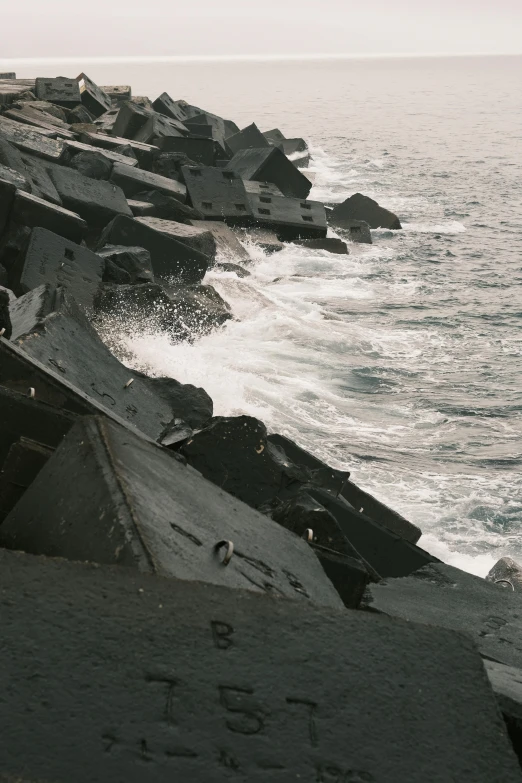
[1,0,521,60]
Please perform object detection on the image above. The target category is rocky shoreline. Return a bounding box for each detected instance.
[0,71,521,781]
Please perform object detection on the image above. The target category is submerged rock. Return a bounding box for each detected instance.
[330,192,402,230]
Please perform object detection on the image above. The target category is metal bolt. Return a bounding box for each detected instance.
[27,387,35,399]
[0,328,5,337]
[302,528,314,542]
[214,539,234,566]
[495,578,515,591]
[124,379,134,388]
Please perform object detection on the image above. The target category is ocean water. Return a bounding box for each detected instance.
[6,55,521,576]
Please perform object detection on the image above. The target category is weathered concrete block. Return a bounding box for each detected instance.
[182,165,252,224]
[34,76,81,106]
[244,179,284,196]
[49,165,132,228]
[485,659,522,767]
[152,91,189,122]
[0,72,16,79]
[0,436,53,521]
[67,149,113,180]
[214,261,250,277]
[80,131,158,168]
[64,138,139,168]
[0,161,30,192]
[330,193,402,230]
[363,563,522,669]
[181,415,312,509]
[110,162,186,202]
[226,122,270,155]
[8,191,87,243]
[136,217,216,261]
[101,85,132,106]
[308,485,433,578]
[98,215,208,283]
[9,293,176,440]
[136,372,213,429]
[16,100,68,122]
[268,433,421,543]
[486,557,522,592]
[133,114,186,144]
[19,152,62,204]
[311,543,370,608]
[0,383,77,469]
[132,189,202,222]
[0,548,520,783]
[0,286,12,338]
[227,146,312,200]
[111,101,186,141]
[331,216,373,244]
[0,79,36,107]
[247,192,327,240]
[4,106,75,138]
[190,219,250,261]
[97,244,154,284]
[151,150,195,182]
[164,283,232,336]
[0,177,16,237]
[0,116,64,160]
[67,103,94,124]
[159,136,219,166]
[11,227,103,308]
[295,237,349,254]
[0,337,160,441]
[76,73,112,118]
[0,415,343,610]
[9,284,58,341]
[93,107,119,134]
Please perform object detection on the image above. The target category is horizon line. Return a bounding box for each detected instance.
[1,51,522,67]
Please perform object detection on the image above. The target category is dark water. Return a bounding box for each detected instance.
[7,55,522,574]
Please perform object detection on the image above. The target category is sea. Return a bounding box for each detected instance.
[4,54,522,576]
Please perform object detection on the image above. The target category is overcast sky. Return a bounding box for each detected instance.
[1,0,521,60]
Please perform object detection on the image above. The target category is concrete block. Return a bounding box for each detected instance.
[49,165,132,228]
[311,543,370,608]
[93,282,180,334]
[247,192,327,240]
[97,244,154,284]
[0,336,160,441]
[133,114,186,144]
[330,193,402,230]
[98,215,208,283]
[152,91,189,122]
[263,128,286,144]
[244,179,284,196]
[0,79,36,107]
[9,191,87,243]
[11,227,103,308]
[164,283,232,336]
[227,146,312,199]
[363,562,522,669]
[0,549,520,782]
[0,436,53,521]
[214,261,250,277]
[295,237,349,254]
[34,76,81,107]
[190,219,250,261]
[93,107,120,134]
[3,107,75,139]
[0,286,12,337]
[9,284,58,341]
[485,660,522,767]
[67,104,95,124]
[8,293,177,440]
[80,131,158,168]
[136,217,216,261]
[0,116,65,160]
[130,95,153,109]
[127,198,156,216]
[308,485,433,578]
[131,189,202,222]
[135,372,213,429]
[486,557,522,592]
[111,100,151,139]
[67,149,113,180]
[0,383,77,469]
[19,152,62,204]
[0,73,16,79]
[0,177,16,237]
[328,216,373,244]
[182,164,252,224]
[76,73,112,118]
[227,122,270,155]
[159,136,219,166]
[110,162,186,202]
[100,85,132,106]
[0,162,31,192]
[16,100,68,122]
[0,415,343,611]
[151,151,195,182]
[64,139,139,168]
